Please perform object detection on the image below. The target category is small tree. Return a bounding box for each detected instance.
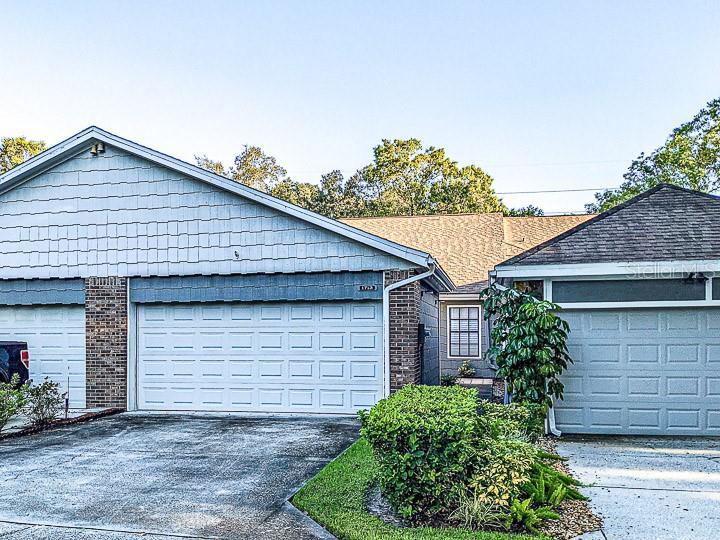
[480,284,572,407]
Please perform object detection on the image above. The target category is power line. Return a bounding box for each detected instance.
[497,186,615,195]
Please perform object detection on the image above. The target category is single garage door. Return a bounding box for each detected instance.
[136,301,383,413]
[0,306,86,408]
[556,308,720,435]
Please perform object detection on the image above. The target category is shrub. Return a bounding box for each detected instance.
[479,401,547,441]
[440,374,458,387]
[25,378,65,426]
[480,284,572,407]
[358,384,479,521]
[457,359,476,378]
[0,374,28,433]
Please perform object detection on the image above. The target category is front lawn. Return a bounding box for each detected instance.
[292,438,540,540]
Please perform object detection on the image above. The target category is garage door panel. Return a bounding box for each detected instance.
[138,382,382,412]
[557,308,720,435]
[137,301,383,413]
[0,306,86,408]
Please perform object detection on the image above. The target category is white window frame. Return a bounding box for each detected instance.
[545,274,720,310]
[446,304,482,359]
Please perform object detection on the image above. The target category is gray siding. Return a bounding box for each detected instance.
[130,272,383,303]
[0,145,413,280]
[439,299,494,378]
[0,279,84,305]
[420,285,440,385]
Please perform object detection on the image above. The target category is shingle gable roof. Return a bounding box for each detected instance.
[342,213,592,288]
[498,184,720,267]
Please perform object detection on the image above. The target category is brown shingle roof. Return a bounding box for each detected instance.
[341,213,593,290]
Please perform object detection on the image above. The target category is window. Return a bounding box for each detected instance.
[448,306,480,358]
[552,278,706,303]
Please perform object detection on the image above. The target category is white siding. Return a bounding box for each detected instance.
[0,146,412,279]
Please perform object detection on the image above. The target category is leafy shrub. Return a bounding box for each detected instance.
[502,498,559,533]
[361,386,579,532]
[522,460,585,505]
[0,374,28,433]
[467,438,536,508]
[480,284,572,407]
[358,384,479,521]
[479,401,547,441]
[25,378,64,426]
[457,359,476,378]
[449,490,504,531]
[440,374,458,387]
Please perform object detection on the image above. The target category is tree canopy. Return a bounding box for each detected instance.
[0,137,46,175]
[197,137,517,218]
[587,97,720,212]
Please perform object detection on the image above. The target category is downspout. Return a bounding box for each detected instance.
[383,262,437,397]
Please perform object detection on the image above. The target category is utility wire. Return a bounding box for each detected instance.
[496,186,614,195]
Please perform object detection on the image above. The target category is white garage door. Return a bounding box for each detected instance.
[136,301,384,413]
[556,308,720,435]
[0,306,86,408]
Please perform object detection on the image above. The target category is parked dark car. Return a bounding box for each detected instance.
[0,341,29,385]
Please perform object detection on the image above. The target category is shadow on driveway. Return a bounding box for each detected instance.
[557,436,720,540]
[0,413,359,539]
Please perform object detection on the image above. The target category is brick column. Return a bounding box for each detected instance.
[85,277,128,408]
[385,270,422,392]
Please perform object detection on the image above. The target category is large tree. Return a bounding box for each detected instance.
[587,97,720,212]
[357,139,506,216]
[196,145,287,192]
[0,136,46,174]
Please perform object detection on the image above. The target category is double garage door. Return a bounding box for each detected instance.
[136,301,384,413]
[556,307,720,435]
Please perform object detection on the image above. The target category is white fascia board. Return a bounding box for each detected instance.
[439,293,480,301]
[558,300,720,310]
[494,260,720,279]
[0,126,438,272]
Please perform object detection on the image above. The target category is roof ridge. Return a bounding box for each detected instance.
[341,212,505,220]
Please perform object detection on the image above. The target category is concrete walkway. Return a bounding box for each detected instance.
[558,436,720,540]
[0,413,358,539]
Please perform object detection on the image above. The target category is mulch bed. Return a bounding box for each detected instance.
[536,436,603,540]
[0,408,124,442]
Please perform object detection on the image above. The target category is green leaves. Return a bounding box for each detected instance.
[479,284,573,408]
[587,96,720,212]
[0,137,46,175]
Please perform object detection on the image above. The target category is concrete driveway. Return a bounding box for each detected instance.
[557,436,720,540]
[0,413,359,539]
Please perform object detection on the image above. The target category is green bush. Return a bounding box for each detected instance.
[25,378,64,426]
[0,374,28,433]
[479,402,547,441]
[360,386,576,532]
[358,385,479,521]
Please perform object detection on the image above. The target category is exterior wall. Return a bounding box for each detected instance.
[130,272,383,304]
[420,284,440,385]
[439,298,494,379]
[385,270,422,391]
[85,277,128,408]
[0,278,84,305]
[0,145,412,280]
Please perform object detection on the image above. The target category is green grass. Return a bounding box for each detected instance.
[291,438,540,540]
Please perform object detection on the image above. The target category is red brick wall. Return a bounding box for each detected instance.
[85,277,128,408]
[385,270,423,392]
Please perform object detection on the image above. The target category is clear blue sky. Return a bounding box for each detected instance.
[2,0,719,213]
